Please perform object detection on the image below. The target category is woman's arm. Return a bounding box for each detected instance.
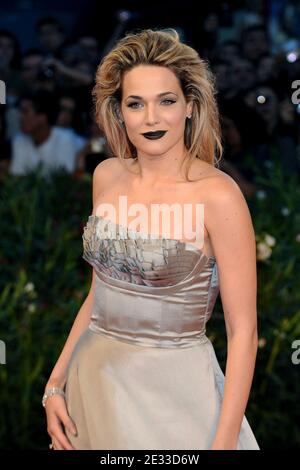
[45,269,96,389]
[42,58,93,86]
[205,173,258,450]
[46,158,114,389]
[44,158,116,449]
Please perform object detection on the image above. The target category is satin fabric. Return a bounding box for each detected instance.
[65,215,260,449]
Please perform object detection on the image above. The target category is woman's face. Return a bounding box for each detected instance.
[120,65,192,159]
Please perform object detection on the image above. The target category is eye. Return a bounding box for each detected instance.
[127,102,142,109]
[162,99,176,105]
[127,99,176,109]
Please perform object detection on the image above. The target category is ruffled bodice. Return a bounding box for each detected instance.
[82,214,216,287]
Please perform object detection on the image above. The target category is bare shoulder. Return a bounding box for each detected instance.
[193,161,245,202]
[196,164,256,269]
[202,166,254,237]
[192,161,253,231]
[93,157,121,182]
[206,171,247,205]
[92,157,117,203]
[92,157,128,199]
[93,156,135,180]
[92,157,138,207]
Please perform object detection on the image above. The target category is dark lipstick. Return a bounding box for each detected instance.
[141,131,167,140]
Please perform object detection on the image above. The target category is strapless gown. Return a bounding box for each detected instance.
[65,214,259,450]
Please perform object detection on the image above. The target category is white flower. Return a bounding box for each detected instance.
[258,338,267,348]
[264,234,276,247]
[28,303,36,314]
[256,190,267,200]
[257,242,272,260]
[281,207,290,217]
[24,282,35,293]
[295,233,300,243]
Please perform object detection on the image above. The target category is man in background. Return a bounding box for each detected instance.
[9,89,83,176]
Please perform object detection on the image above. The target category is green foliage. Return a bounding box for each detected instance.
[0,168,92,449]
[248,160,300,448]
[0,162,299,449]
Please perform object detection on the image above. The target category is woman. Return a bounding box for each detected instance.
[43,29,260,450]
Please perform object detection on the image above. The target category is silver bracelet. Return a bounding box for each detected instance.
[42,387,65,407]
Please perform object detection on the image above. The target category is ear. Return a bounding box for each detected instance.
[186,101,193,119]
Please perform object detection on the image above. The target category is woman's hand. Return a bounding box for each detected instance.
[45,394,77,450]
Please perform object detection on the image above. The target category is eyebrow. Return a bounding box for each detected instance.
[125,92,178,101]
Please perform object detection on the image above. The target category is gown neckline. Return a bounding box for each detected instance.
[88,213,216,262]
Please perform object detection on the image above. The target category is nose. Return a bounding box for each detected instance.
[145,103,159,126]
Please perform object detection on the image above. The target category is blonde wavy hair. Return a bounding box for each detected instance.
[92,28,223,181]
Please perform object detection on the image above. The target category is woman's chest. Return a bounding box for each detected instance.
[93,179,213,255]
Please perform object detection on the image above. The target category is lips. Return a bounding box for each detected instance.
[141,130,167,140]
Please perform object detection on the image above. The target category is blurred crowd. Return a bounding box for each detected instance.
[0,11,128,180]
[0,1,299,197]
[199,0,300,196]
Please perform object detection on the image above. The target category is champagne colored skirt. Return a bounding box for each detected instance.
[65,328,260,450]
